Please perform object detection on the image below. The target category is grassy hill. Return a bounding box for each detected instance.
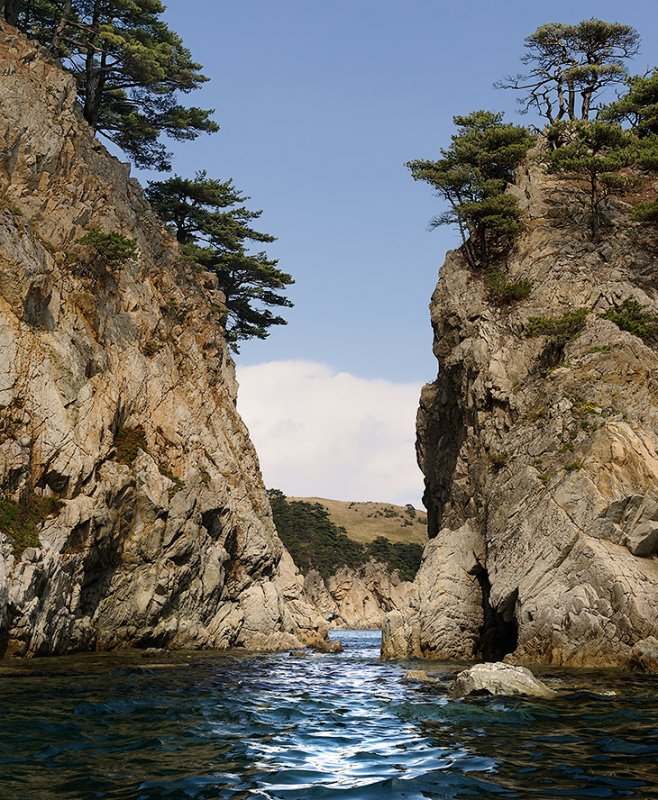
[268,492,427,581]
[290,498,428,546]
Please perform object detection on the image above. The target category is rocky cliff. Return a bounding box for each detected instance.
[303,561,416,629]
[0,25,326,656]
[383,149,658,668]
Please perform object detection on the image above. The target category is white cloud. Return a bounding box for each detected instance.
[236,360,425,506]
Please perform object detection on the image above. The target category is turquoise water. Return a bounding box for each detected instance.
[0,629,657,799]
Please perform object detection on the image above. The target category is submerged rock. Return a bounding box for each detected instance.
[383,151,658,669]
[449,662,556,699]
[0,25,326,657]
[313,639,343,654]
[402,669,440,684]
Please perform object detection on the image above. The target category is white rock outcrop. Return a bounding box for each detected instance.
[0,25,326,656]
[449,662,556,699]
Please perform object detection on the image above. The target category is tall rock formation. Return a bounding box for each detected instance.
[383,149,658,668]
[0,25,325,656]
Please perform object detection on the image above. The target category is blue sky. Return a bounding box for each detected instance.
[138,2,658,503]
[155,0,658,383]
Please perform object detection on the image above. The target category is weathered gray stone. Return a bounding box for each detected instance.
[449,662,556,699]
[384,148,658,669]
[629,637,658,674]
[303,560,416,630]
[0,25,326,657]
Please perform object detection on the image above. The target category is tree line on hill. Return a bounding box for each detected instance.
[1,0,291,348]
[267,490,424,582]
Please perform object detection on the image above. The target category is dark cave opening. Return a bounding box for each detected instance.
[476,568,518,661]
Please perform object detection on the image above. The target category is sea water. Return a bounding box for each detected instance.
[0,629,657,799]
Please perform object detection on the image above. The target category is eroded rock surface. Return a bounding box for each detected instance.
[302,560,416,629]
[383,150,658,668]
[0,25,326,656]
[449,662,556,699]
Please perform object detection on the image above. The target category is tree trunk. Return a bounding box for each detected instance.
[82,0,103,127]
[567,79,576,120]
[590,173,600,242]
[2,0,22,25]
[51,0,72,54]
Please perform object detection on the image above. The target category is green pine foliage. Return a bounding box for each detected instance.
[146,172,293,348]
[545,121,638,240]
[268,490,366,578]
[486,268,532,304]
[525,308,589,339]
[365,536,423,582]
[77,229,137,264]
[497,20,640,124]
[14,0,217,170]
[268,490,424,581]
[603,69,658,137]
[407,111,534,269]
[603,299,658,344]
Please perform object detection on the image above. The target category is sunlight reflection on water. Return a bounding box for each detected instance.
[0,629,657,799]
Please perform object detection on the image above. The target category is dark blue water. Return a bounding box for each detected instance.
[0,630,657,799]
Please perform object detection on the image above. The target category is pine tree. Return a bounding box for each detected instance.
[146,172,293,348]
[498,20,640,124]
[602,69,658,136]
[407,111,534,268]
[16,0,217,170]
[545,120,636,240]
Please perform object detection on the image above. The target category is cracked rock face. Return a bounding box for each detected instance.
[0,25,326,656]
[302,561,417,630]
[382,152,658,668]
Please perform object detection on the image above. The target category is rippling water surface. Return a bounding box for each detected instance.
[1,630,657,799]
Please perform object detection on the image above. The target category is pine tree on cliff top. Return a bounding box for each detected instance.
[146,172,294,349]
[497,19,640,124]
[407,111,534,269]
[12,0,217,170]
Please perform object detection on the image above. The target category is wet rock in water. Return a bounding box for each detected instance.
[449,662,556,699]
[629,637,658,674]
[313,639,343,654]
[403,669,440,684]
[140,647,168,658]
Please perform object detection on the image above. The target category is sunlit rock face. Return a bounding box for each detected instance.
[383,150,658,668]
[0,24,326,656]
[302,561,417,630]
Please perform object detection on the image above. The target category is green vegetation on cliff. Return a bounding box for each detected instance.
[0,494,63,555]
[268,490,424,581]
[410,18,658,265]
[407,110,534,270]
[9,0,217,171]
[146,172,293,348]
[5,1,294,347]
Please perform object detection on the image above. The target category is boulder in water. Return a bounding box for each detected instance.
[449,662,556,698]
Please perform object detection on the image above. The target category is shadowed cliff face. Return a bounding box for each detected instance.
[383,147,658,669]
[0,24,326,656]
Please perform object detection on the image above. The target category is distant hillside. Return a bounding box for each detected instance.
[269,492,426,581]
[290,498,428,546]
